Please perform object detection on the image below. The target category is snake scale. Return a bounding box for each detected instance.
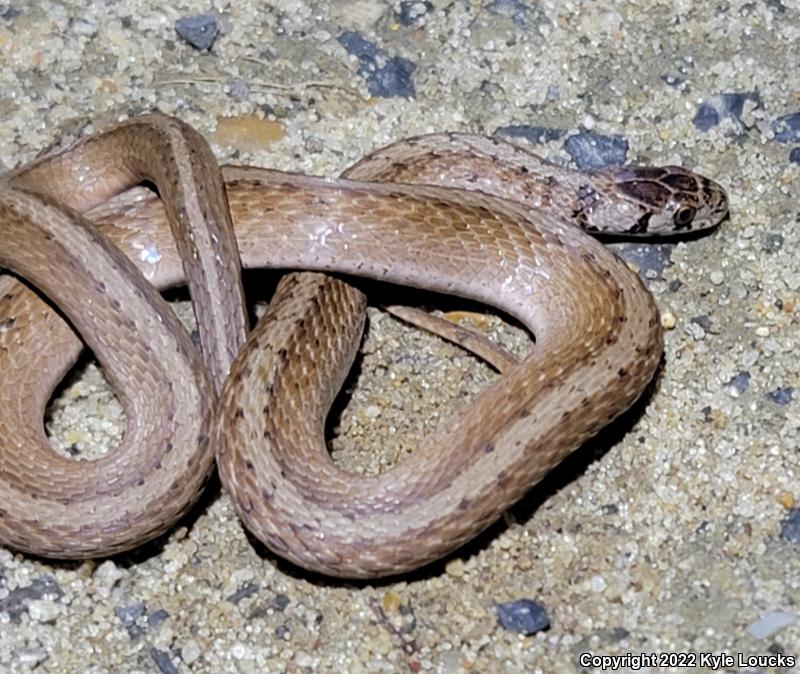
[0,115,728,577]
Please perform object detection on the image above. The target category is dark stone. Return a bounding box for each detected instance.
[338,30,380,61]
[693,103,720,132]
[762,232,784,253]
[564,132,628,169]
[690,315,713,331]
[147,608,170,627]
[0,574,63,623]
[693,92,761,132]
[765,0,787,11]
[496,598,550,635]
[369,57,416,98]
[781,509,800,543]
[767,387,794,405]
[175,14,219,51]
[396,1,433,26]
[772,113,800,143]
[790,147,800,165]
[495,125,565,144]
[114,602,146,639]
[337,31,416,98]
[274,593,290,610]
[616,243,673,280]
[150,648,179,674]
[227,582,260,604]
[1,4,20,20]
[726,371,751,394]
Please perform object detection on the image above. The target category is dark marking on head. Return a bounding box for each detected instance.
[629,212,651,234]
[616,180,670,207]
[662,172,697,192]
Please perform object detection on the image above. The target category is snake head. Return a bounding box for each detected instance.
[587,166,729,236]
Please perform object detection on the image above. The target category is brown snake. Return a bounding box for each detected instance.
[0,115,728,577]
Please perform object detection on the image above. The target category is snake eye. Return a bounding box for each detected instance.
[673,206,696,228]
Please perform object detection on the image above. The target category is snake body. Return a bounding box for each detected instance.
[0,116,728,576]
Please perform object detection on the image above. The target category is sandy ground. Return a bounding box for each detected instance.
[0,1,799,673]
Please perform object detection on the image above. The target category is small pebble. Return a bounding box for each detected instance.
[693,92,760,131]
[564,132,628,169]
[181,640,202,665]
[16,646,48,669]
[150,647,180,674]
[660,311,677,330]
[771,111,800,143]
[778,491,795,509]
[725,371,751,395]
[789,147,800,165]
[746,610,798,639]
[27,599,60,623]
[93,561,124,595]
[445,558,466,578]
[710,270,725,285]
[767,386,794,405]
[762,232,784,253]
[495,599,550,635]
[175,14,219,51]
[382,591,402,613]
[396,1,433,26]
[780,509,800,544]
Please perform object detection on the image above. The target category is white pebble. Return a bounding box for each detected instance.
[182,640,201,665]
[92,560,124,595]
[28,599,60,623]
[710,270,725,285]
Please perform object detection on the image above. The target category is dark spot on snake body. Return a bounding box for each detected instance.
[245,460,254,470]
[483,442,495,453]
[153,460,162,470]
[458,498,471,511]
[0,317,16,330]
[234,407,245,419]
[618,368,628,378]
[517,165,529,175]
[137,478,145,486]
[165,442,173,452]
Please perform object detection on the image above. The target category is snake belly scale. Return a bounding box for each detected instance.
[0,115,728,577]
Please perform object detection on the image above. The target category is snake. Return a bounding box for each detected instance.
[0,115,728,577]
